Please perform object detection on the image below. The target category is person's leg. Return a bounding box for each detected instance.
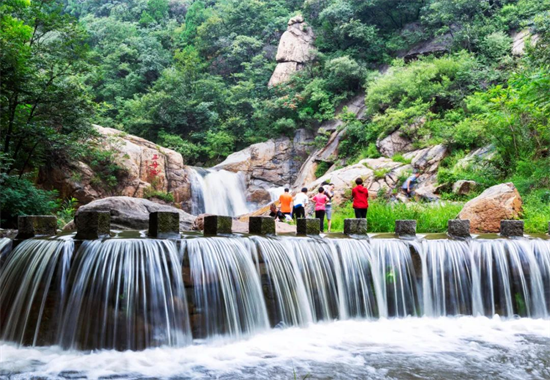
[326,206,332,232]
[358,208,366,218]
[298,206,305,218]
[354,208,360,218]
[315,210,325,232]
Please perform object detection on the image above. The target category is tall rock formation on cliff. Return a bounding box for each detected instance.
[268,15,315,87]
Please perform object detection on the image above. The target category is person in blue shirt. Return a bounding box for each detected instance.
[401,172,420,198]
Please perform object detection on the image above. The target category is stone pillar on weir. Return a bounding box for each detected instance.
[249,216,276,235]
[15,215,57,240]
[297,218,320,236]
[500,220,524,237]
[149,212,180,238]
[448,219,471,239]
[395,220,416,237]
[344,219,368,235]
[75,211,111,240]
[203,215,233,236]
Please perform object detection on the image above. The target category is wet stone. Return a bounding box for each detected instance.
[75,211,111,239]
[249,216,276,235]
[203,215,233,235]
[344,219,368,235]
[448,219,471,238]
[148,212,180,238]
[500,220,524,237]
[297,218,320,235]
[395,220,416,236]
[16,215,57,239]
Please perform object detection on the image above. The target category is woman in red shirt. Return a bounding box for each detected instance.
[351,178,369,218]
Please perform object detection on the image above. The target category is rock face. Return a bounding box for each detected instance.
[293,93,367,189]
[38,125,193,209]
[458,183,523,233]
[453,180,477,195]
[268,15,315,87]
[214,129,314,204]
[376,117,425,158]
[73,196,196,231]
[377,130,415,158]
[511,29,539,56]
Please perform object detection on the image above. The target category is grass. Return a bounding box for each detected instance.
[523,191,550,234]
[143,189,175,203]
[391,153,412,164]
[330,199,464,233]
[329,193,549,234]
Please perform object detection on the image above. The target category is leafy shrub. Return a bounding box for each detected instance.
[0,175,58,227]
[56,198,78,229]
[315,161,331,179]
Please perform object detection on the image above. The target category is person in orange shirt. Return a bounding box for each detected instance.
[279,188,293,218]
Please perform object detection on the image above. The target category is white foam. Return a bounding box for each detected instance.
[1,317,549,379]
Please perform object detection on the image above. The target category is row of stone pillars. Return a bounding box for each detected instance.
[15,213,546,240]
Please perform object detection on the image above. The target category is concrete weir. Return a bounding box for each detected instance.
[249,216,276,235]
[395,220,416,237]
[297,218,320,235]
[448,219,471,239]
[15,215,57,240]
[500,220,524,237]
[75,211,111,240]
[149,212,180,238]
[344,219,368,235]
[203,215,232,236]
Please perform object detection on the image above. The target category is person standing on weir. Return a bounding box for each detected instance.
[311,187,329,232]
[293,187,308,219]
[279,188,293,219]
[351,177,369,218]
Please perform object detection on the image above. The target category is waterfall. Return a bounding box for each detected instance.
[187,167,251,216]
[0,235,549,352]
[0,237,73,346]
[184,237,269,339]
[60,239,191,350]
[0,237,12,266]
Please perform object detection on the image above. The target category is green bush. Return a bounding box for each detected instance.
[315,161,331,179]
[0,175,58,228]
[391,154,412,164]
[143,188,175,203]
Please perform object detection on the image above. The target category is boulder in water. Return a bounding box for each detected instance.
[458,183,522,233]
[72,196,196,231]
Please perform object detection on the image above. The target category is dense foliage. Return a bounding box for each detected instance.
[1,0,549,229]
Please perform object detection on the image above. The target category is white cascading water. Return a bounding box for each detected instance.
[0,235,549,379]
[187,167,251,216]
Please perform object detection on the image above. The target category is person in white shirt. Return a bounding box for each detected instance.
[293,187,309,219]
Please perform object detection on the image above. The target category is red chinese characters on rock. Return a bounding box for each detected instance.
[148,154,160,177]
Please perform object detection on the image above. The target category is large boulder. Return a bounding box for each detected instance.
[74,196,196,231]
[38,125,193,210]
[458,183,523,233]
[268,16,315,87]
[453,180,477,195]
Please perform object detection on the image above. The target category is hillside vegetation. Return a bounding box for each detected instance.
[0,0,549,228]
